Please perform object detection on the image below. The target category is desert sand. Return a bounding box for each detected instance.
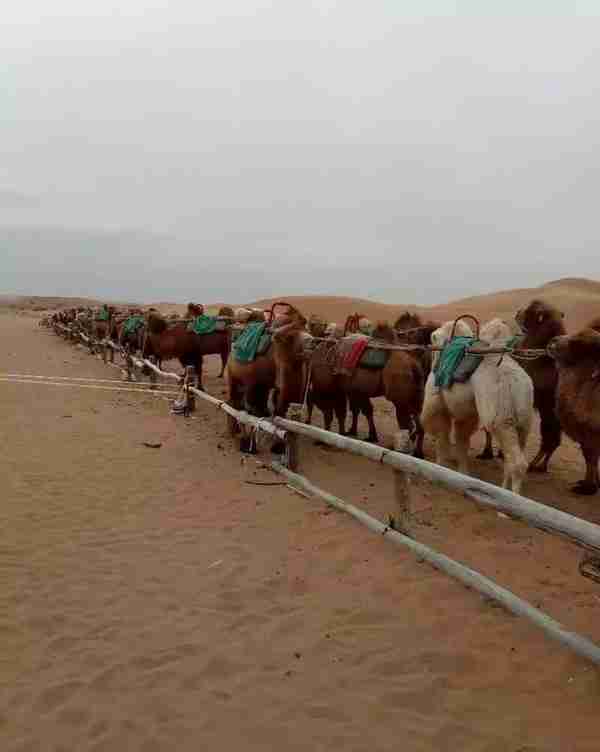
[2,282,600,750]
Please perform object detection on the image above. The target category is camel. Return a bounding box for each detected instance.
[394,311,440,377]
[304,320,347,435]
[421,318,534,493]
[226,305,306,430]
[514,299,566,473]
[109,310,146,356]
[143,312,230,389]
[341,322,426,455]
[548,325,600,495]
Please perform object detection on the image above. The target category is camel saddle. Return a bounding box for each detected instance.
[334,335,389,374]
[434,337,483,389]
[232,322,272,363]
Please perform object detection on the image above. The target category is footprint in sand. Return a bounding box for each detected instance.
[33,680,83,715]
[57,706,91,727]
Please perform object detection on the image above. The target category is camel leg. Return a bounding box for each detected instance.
[453,416,479,477]
[347,395,360,437]
[361,398,379,444]
[572,447,600,496]
[422,399,452,467]
[195,356,204,391]
[228,388,243,435]
[495,426,528,494]
[394,404,423,459]
[529,400,562,473]
[477,430,495,460]
[323,406,334,432]
[334,395,347,436]
[219,348,228,378]
[411,415,425,460]
[306,392,314,425]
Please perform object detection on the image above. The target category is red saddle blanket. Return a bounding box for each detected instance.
[341,337,369,369]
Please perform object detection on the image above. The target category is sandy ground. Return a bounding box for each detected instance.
[2,311,600,751]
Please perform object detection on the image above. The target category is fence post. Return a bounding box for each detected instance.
[392,430,412,537]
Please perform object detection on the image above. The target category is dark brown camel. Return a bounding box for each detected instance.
[394,311,439,376]
[514,299,566,472]
[548,325,600,495]
[143,312,230,389]
[342,322,426,456]
[305,317,347,434]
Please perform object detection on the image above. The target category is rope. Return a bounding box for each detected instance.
[307,336,548,360]
[0,373,175,388]
[0,377,180,397]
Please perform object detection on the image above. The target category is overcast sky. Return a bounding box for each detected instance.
[2,2,600,304]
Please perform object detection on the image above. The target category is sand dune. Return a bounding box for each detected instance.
[251,276,600,331]
[3,276,599,332]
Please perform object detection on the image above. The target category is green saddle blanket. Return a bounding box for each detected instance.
[233,322,270,363]
[188,314,218,335]
[359,347,388,369]
[435,336,482,389]
[122,315,145,336]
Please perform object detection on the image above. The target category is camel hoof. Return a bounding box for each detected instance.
[572,481,599,496]
[528,464,548,474]
[476,449,495,460]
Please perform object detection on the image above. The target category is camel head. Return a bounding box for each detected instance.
[218,306,234,318]
[308,314,327,338]
[187,302,204,317]
[479,318,512,346]
[147,312,168,335]
[516,300,565,342]
[394,311,422,331]
[371,321,397,343]
[548,328,600,368]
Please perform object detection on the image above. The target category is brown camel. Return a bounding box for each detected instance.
[548,325,600,495]
[394,311,439,376]
[226,306,307,429]
[342,322,426,455]
[514,299,566,472]
[304,317,347,434]
[143,312,230,388]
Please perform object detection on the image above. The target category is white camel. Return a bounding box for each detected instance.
[421,318,534,493]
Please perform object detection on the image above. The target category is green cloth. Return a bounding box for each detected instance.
[97,306,109,321]
[233,322,267,363]
[188,314,217,335]
[359,347,388,369]
[122,315,145,336]
[434,336,479,389]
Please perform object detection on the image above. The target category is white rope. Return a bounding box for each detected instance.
[0,372,173,388]
[0,377,180,397]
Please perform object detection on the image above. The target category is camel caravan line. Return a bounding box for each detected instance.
[45,297,600,499]
[43,299,600,665]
